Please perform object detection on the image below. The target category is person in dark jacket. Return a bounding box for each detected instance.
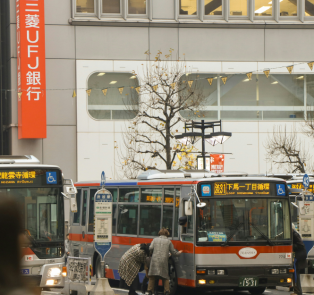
[292,227,307,295]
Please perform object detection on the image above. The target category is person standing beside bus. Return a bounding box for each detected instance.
[147,229,182,295]
[292,225,307,295]
[118,243,150,295]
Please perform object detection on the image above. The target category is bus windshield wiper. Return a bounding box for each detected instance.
[222,222,243,246]
[249,222,274,246]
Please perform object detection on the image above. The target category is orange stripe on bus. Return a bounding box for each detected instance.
[22,247,35,256]
[69,233,94,243]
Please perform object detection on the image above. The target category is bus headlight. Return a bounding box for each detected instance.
[217,270,225,275]
[280,269,287,274]
[46,279,58,286]
[47,267,62,277]
[271,269,279,275]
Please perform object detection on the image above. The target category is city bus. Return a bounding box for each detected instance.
[0,155,76,294]
[70,170,293,294]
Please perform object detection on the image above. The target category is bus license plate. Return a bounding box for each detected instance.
[21,269,30,275]
[239,277,258,287]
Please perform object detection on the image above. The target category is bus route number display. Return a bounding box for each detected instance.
[214,182,270,196]
[94,188,113,260]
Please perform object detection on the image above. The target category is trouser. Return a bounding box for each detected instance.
[293,269,302,295]
[147,276,170,293]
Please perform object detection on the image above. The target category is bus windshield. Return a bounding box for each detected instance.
[0,187,64,258]
[197,198,291,244]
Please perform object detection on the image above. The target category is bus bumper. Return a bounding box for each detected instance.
[195,266,293,288]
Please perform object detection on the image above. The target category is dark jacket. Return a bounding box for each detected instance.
[293,229,307,270]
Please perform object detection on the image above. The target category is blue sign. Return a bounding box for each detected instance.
[21,269,29,275]
[305,195,314,201]
[101,171,106,186]
[287,184,292,189]
[46,172,57,184]
[276,184,286,196]
[201,185,211,197]
[303,174,310,189]
[95,193,112,202]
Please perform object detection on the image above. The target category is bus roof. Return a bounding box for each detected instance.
[0,164,62,169]
[75,176,286,187]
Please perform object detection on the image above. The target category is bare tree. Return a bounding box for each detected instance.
[117,50,205,178]
[265,125,311,173]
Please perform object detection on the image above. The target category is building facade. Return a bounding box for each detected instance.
[1,0,314,181]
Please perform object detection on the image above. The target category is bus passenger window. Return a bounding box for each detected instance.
[182,201,194,242]
[107,188,118,202]
[112,204,117,234]
[117,204,138,235]
[139,205,161,236]
[73,189,82,224]
[141,188,162,203]
[88,189,96,232]
[162,206,173,237]
[119,188,139,202]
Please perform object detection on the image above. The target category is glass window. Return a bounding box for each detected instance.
[139,205,161,236]
[88,73,139,120]
[307,75,314,106]
[119,188,139,202]
[164,188,174,204]
[88,189,96,232]
[180,0,197,15]
[112,204,117,234]
[255,0,272,16]
[174,189,180,238]
[162,206,173,237]
[229,0,247,16]
[73,189,82,224]
[204,0,222,16]
[82,190,88,226]
[103,0,120,13]
[117,204,138,235]
[76,0,94,13]
[280,0,298,16]
[221,74,304,107]
[128,0,146,14]
[263,111,304,120]
[141,188,162,203]
[107,188,118,202]
[305,0,314,16]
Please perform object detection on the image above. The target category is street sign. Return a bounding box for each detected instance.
[94,188,112,262]
[303,174,310,189]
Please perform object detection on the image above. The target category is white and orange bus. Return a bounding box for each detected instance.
[69,170,293,294]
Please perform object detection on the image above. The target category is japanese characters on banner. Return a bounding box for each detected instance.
[210,154,224,173]
[16,0,46,138]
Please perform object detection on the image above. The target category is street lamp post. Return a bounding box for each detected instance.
[175,120,232,170]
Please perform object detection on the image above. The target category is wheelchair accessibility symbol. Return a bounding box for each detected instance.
[46,172,57,184]
[276,184,286,196]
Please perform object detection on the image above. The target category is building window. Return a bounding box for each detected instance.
[229,0,247,16]
[87,72,139,120]
[307,75,314,106]
[204,0,222,16]
[180,0,197,15]
[255,0,272,17]
[128,0,146,14]
[305,0,314,16]
[280,0,298,16]
[76,0,95,13]
[103,0,121,13]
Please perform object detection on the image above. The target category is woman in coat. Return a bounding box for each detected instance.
[292,227,307,295]
[118,243,150,295]
[147,229,182,295]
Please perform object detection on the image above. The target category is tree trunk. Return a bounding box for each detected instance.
[166,120,171,169]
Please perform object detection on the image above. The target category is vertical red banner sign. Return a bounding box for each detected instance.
[210,154,224,173]
[16,0,46,139]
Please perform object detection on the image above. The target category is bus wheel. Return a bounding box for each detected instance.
[168,259,178,295]
[248,287,266,295]
[95,255,103,278]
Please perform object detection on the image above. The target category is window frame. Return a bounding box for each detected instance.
[127,0,149,18]
[101,0,124,18]
[203,0,224,20]
[253,0,275,20]
[179,0,200,19]
[304,0,314,20]
[228,0,249,20]
[74,0,97,17]
[279,0,300,20]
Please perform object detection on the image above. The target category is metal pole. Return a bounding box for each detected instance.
[201,120,206,169]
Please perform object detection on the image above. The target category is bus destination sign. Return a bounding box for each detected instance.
[0,169,61,186]
[289,183,314,193]
[214,182,271,196]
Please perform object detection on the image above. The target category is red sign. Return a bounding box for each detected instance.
[16,0,46,138]
[210,154,224,173]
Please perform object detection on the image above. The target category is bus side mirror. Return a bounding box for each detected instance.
[63,179,78,213]
[185,201,193,216]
